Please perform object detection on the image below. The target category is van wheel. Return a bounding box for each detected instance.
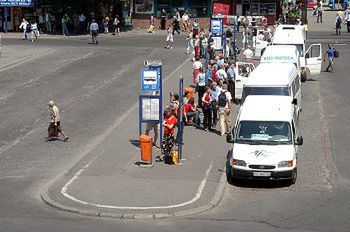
[289,168,297,185]
[301,72,307,82]
[227,169,235,185]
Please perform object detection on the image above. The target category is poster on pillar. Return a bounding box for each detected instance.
[135,0,154,14]
[0,0,32,7]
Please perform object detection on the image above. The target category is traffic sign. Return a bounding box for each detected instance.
[141,69,159,92]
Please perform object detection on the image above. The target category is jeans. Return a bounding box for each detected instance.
[186,112,200,127]
[317,12,323,22]
[31,29,38,40]
[211,102,218,126]
[219,108,231,135]
[91,32,98,44]
[202,105,212,130]
[62,23,69,36]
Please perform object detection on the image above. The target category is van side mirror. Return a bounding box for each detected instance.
[292,98,298,105]
[226,131,235,143]
[305,53,310,59]
[296,136,304,146]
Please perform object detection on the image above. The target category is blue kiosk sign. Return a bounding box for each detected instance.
[0,0,32,6]
[141,69,159,92]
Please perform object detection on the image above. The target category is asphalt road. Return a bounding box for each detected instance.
[1,18,350,231]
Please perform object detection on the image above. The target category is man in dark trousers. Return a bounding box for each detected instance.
[172,16,180,35]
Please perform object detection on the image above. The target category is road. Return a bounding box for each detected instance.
[0,16,350,231]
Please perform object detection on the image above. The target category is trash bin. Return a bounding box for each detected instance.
[184,87,194,99]
[139,135,152,162]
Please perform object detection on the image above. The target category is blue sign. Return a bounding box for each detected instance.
[0,0,32,7]
[211,19,223,36]
[141,69,159,92]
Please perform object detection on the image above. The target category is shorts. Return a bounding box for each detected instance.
[146,123,158,131]
[48,121,62,135]
[328,57,334,66]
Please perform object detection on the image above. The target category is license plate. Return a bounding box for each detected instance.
[253,171,271,177]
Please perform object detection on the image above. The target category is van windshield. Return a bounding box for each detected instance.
[236,121,292,145]
[242,87,290,102]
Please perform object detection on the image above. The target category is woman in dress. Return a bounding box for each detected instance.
[166,25,174,49]
[157,107,177,162]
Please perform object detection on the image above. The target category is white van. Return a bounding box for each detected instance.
[226,95,303,185]
[260,45,302,80]
[271,24,322,81]
[242,63,301,115]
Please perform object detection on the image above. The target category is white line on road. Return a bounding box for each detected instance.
[61,160,214,210]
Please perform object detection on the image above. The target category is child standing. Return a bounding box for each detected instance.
[166,25,174,49]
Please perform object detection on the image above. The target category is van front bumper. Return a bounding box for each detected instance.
[230,167,296,180]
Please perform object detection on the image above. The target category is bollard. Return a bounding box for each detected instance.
[139,135,152,164]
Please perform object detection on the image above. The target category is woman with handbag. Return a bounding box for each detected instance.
[202,87,212,131]
[157,107,177,162]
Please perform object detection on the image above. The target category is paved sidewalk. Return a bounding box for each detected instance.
[42,55,235,219]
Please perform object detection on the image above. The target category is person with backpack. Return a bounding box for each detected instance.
[336,13,342,35]
[19,18,29,40]
[323,43,337,72]
[210,82,218,129]
[216,84,232,136]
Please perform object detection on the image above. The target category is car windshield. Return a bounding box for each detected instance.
[236,121,292,144]
[242,87,290,103]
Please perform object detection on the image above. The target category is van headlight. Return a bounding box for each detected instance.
[232,159,246,167]
[278,160,293,168]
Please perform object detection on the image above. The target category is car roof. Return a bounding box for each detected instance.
[239,95,294,121]
[245,63,298,86]
[272,25,305,44]
[261,45,300,62]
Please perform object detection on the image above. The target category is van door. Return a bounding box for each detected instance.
[235,62,255,100]
[291,77,302,117]
[305,44,322,75]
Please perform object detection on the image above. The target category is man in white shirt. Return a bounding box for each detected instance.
[243,45,254,62]
[216,65,228,81]
[79,13,86,34]
[90,19,99,45]
[216,84,232,136]
[19,19,29,40]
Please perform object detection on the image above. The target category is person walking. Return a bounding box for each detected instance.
[202,87,212,131]
[346,7,350,32]
[30,21,39,42]
[158,107,177,162]
[61,14,69,36]
[323,43,336,72]
[113,16,121,36]
[172,16,180,35]
[90,19,99,45]
[242,27,249,50]
[186,30,194,54]
[166,25,174,49]
[217,84,232,136]
[161,9,167,30]
[46,101,68,142]
[335,13,342,35]
[196,67,206,107]
[317,1,324,23]
[19,18,29,40]
[182,11,190,31]
[103,16,109,34]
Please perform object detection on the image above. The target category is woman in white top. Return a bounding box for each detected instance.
[30,21,38,42]
[19,19,29,40]
[182,12,190,32]
[166,25,174,49]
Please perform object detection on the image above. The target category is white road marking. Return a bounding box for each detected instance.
[61,160,214,209]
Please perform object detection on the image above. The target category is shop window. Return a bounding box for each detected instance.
[173,0,185,7]
[188,7,208,17]
[189,0,207,6]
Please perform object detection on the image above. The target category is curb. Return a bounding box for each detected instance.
[41,170,227,220]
